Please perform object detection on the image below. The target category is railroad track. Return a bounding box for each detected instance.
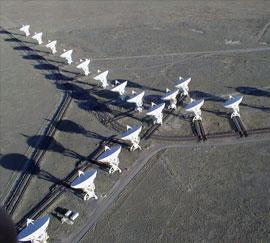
[1,27,73,216]
[3,26,270,237]
[15,138,113,231]
[0,26,122,219]
[150,127,270,141]
[142,109,174,140]
[232,116,248,137]
[4,92,71,216]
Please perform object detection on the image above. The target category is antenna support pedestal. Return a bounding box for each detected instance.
[108,158,122,174]
[181,88,189,97]
[169,98,177,110]
[231,110,240,118]
[30,230,49,243]
[130,137,142,151]
[83,183,98,200]
[154,113,163,125]
[136,106,143,113]
[120,94,126,101]
[192,112,202,122]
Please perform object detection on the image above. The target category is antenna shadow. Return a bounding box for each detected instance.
[110,79,165,93]
[0,30,9,35]
[0,29,24,36]
[14,46,33,51]
[60,69,81,76]
[23,54,46,61]
[0,153,60,184]
[34,63,59,71]
[4,38,34,44]
[44,73,73,81]
[54,119,85,135]
[201,108,228,118]
[144,94,163,105]
[23,135,84,160]
[77,99,111,113]
[0,153,36,173]
[94,89,119,101]
[233,86,270,97]
[55,119,109,141]
[189,90,225,102]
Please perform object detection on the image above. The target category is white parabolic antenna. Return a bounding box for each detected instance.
[120,125,142,151]
[184,99,204,121]
[76,59,91,76]
[175,77,191,96]
[71,169,98,200]
[127,91,145,113]
[222,95,243,118]
[93,70,109,89]
[60,49,73,65]
[19,25,30,36]
[45,40,57,54]
[111,81,128,100]
[32,32,43,45]
[18,216,50,243]
[161,89,179,109]
[146,102,166,124]
[97,145,122,174]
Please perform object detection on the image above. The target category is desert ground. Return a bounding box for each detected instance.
[0,1,269,242]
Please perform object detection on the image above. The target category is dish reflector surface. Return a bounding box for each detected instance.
[185,99,204,111]
[60,49,73,58]
[97,145,121,162]
[18,216,50,241]
[32,32,42,39]
[127,91,145,103]
[175,77,191,88]
[71,170,97,189]
[120,126,142,140]
[146,103,165,116]
[76,59,90,69]
[94,70,109,80]
[46,40,57,47]
[223,96,243,108]
[161,89,179,100]
[111,81,128,92]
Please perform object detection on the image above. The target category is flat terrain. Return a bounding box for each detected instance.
[81,141,270,243]
[0,27,61,204]
[0,1,270,243]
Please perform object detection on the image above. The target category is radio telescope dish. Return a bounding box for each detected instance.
[60,49,73,65]
[161,89,179,109]
[111,81,128,100]
[71,169,98,200]
[18,216,50,243]
[175,76,191,96]
[127,91,145,113]
[45,40,57,54]
[146,102,165,124]
[32,32,43,45]
[93,70,109,89]
[76,59,90,76]
[97,145,122,174]
[185,99,204,121]
[19,25,30,36]
[223,95,243,118]
[120,125,142,151]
